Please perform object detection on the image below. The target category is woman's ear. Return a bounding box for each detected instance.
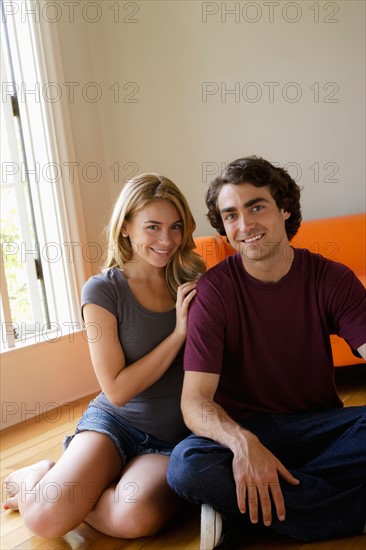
[121,222,128,238]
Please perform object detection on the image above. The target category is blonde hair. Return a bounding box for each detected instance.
[103,173,206,298]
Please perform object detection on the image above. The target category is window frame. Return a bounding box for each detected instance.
[1,0,92,351]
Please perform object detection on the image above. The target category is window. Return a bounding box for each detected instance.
[1,0,89,351]
[1,16,50,348]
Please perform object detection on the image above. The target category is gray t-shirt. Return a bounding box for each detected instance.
[81,268,188,443]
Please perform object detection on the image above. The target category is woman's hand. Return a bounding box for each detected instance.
[174,281,197,339]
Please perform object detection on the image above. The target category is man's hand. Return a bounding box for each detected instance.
[232,431,300,526]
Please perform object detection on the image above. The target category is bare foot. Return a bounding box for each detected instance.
[3,459,55,511]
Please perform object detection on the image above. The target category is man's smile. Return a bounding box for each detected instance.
[240,233,265,244]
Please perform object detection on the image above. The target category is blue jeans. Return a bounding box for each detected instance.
[167,406,366,542]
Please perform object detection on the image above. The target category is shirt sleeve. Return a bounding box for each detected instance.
[184,275,227,374]
[325,262,366,352]
[81,273,118,320]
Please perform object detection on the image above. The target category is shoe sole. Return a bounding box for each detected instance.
[200,503,221,550]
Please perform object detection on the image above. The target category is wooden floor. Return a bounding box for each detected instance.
[1,365,365,550]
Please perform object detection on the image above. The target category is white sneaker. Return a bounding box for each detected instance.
[200,503,224,550]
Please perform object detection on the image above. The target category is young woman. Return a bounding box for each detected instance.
[3,173,206,539]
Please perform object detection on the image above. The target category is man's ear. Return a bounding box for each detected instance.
[282,210,291,221]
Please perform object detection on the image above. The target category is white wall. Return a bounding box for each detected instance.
[1,333,99,429]
[53,14,113,248]
[2,1,365,428]
[40,0,365,242]
[86,0,365,236]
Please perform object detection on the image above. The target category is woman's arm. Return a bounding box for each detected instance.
[83,281,196,406]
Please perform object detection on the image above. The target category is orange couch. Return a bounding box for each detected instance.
[194,213,366,367]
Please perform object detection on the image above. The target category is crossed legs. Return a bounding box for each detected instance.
[167,407,366,542]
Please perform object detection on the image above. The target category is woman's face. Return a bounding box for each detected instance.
[123,199,183,268]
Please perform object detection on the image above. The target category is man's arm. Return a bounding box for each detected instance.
[181,371,299,527]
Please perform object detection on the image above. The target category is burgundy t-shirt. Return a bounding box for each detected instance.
[184,248,365,419]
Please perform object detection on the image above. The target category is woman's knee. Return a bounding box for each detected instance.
[103,505,165,538]
[22,501,75,539]
[20,482,91,538]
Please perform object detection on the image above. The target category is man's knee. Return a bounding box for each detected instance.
[168,436,229,496]
[167,440,192,493]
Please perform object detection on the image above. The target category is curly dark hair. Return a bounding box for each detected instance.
[206,156,302,241]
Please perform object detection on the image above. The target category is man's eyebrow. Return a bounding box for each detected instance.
[219,206,236,214]
[220,198,269,214]
[243,197,270,208]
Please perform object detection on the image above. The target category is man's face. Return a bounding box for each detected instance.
[217,182,291,264]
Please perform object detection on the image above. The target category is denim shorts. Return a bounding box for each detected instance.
[63,403,175,467]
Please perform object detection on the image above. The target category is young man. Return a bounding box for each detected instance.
[167,157,366,549]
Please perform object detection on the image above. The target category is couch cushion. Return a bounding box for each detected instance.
[292,213,365,277]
